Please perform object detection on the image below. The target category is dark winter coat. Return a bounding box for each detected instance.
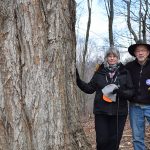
[126,59,150,104]
[77,63,134,115]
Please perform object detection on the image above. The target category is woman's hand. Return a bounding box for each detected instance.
[76,68,79,78]
[112,88,125,96]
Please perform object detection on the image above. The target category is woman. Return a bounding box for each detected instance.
[76,47,134,150]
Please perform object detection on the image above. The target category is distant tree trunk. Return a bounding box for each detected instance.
[81,0,92,78]
[125,0,149,43]
[0,0,91,150]
[80,0,92,116]
[139,0,142,40]
[126,0,138,42]
[104,0,114,46]
[141,0,148,43]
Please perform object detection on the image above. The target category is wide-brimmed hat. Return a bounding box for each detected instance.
[128,40,150,57]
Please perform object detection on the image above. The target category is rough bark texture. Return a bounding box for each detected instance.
[0,0,91,150]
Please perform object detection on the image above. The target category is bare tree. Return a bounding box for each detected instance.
[104,0,114,46]
[125,0,138,42]
[124,0,150,42]
[0,0,91,149]
[76,0,93,116]
[81,0,93,78]
[141,0,149,42]
[80,0,93,116]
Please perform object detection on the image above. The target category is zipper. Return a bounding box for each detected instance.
[138,65,143,90]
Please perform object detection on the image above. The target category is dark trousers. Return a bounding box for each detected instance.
[95,114,127,150]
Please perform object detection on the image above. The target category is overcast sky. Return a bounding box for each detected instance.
[76,0,108,45]
[75,0,133,62]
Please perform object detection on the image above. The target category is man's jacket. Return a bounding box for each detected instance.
[126,59,150,104]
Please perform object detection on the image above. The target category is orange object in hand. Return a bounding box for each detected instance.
[103,95,112,103]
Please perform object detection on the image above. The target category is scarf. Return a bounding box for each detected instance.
[104,63,120,84]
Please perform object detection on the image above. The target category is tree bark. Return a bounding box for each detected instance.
[0,0,91,150]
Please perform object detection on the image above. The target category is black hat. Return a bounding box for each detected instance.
[128,40,150,57]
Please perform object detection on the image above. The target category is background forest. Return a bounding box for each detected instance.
[76,0,150,149]
[76,0,150,116]
[0,0,150,150]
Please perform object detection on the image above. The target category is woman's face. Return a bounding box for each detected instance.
[107,53,118,65]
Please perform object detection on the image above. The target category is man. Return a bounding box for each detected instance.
[126,40,150,150]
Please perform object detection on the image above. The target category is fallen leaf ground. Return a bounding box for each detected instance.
[81,115,150,150]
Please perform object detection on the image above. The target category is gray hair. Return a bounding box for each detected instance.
[104,47,120,59]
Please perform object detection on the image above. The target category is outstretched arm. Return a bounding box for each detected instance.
[76,69,97,94]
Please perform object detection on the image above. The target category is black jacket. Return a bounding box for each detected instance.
[77,63,134,115]
[126,59,150,104]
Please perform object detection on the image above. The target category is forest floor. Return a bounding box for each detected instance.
[81,115,150,150]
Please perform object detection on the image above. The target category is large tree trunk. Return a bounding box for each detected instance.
[0,0,91,150]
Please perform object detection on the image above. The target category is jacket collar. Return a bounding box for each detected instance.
[134,58,150,66]
[97,63,126,74]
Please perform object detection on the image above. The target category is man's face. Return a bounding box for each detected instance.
[134,45,150,63]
